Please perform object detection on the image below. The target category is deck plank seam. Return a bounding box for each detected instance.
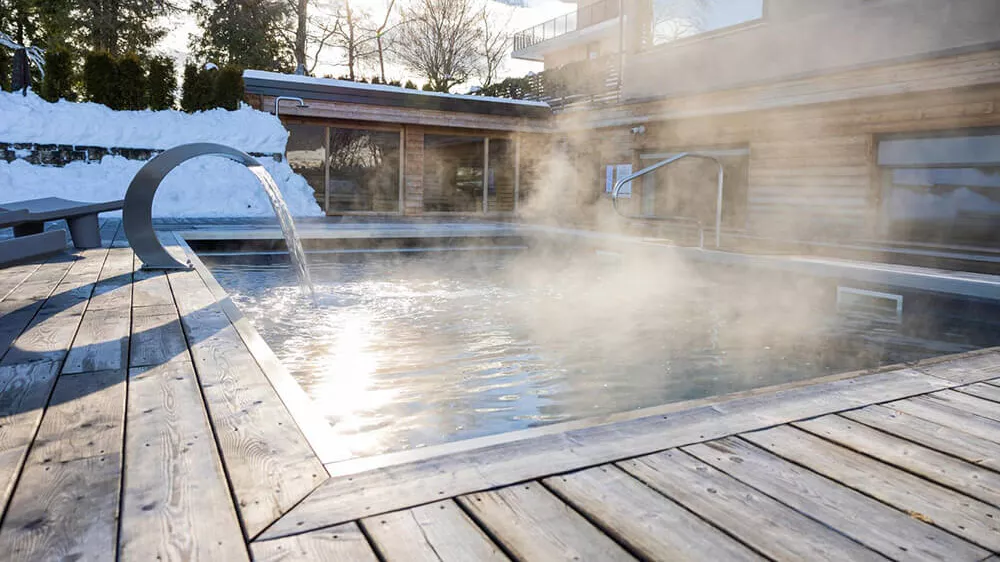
[953,384,1000,405]
[0,262,43,303]
[539,463,780,561]
[353,517,393,562]
[0,224,123,546]
[729,431,999,553]
[793,413,1000,499]
[113,230,139,562]
[162,263,259,558]
[446,493,538,562]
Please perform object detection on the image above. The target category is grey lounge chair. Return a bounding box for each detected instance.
[0,209,67,266]
[0,197,123,249]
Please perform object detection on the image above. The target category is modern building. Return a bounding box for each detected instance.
[247,0,1000,249]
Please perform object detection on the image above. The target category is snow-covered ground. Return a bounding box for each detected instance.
[0,92,323,217]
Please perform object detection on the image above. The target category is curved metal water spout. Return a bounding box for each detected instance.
[611,152,725,248]
[123,143,314,292]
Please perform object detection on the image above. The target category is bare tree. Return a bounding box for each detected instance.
[652,0,711,44]
[396,0,483,92]
[370,0,398,83]
[277,0,341,75]
[478,5,512,88]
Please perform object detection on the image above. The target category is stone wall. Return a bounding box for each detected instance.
[0,141,283,166]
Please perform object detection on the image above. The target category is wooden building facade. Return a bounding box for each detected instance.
[243,71,553,216]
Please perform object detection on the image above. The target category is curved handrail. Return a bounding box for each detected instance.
[611,152,725,248]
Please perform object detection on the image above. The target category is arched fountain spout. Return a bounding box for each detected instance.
[123,142,314,294]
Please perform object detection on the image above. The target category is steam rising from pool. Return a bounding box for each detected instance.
[208,246,981,459]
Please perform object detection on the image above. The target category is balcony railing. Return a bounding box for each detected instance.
[513,0,620,52]
[479,54,620,108]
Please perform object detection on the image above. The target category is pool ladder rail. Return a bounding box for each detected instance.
[611,152,725,250]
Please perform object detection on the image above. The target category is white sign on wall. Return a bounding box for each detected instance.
[605,164,633,197]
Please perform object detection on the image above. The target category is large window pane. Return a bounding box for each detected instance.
[487,138,516,212]
[638,150,749,228]
[285,123,327,212]
[652,0,763,46]
[327,128,401,212]
[423,135,484,212]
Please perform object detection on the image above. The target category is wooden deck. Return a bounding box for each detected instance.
[1,221,1000,561]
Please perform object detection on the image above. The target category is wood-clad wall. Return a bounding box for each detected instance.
[572,81,1000,240]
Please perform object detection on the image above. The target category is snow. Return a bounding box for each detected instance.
[0,92,323,217]
[0,90,288,153]
[243,69,552,108]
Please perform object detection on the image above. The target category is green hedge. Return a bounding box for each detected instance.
[83,51,116,106]
[40,48,77,102]
[212,66,243,110]
[114,54,147,110]
[146,56,176,110]
[180,64,214,112]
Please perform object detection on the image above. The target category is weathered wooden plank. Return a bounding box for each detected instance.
[684,437,987,561]
[261,367,953,538]
[742,425,1000,551]
[130,310,188,368]
[0,369,125,561]
[921,390,1000,422]
[619,449,884,561]
[0,300,43,361]
[958,382,1000,404]
[86,246,134,312]
[250,523,379,562]
[0,262,42,303]
[62,308,130,374]
[133,267,174,309]
[544,465,760,561]
[168,268,326,539]
[119,360,248,562]
[889,396,1000,445]
[916,353,1000,384]
[0,362,61,516]
[458,482,635,561]
[796,414,1000,508]
[361,500,507,561]
[843,405,1000,471]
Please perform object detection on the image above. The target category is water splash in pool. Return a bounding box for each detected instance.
[246,164,314,296]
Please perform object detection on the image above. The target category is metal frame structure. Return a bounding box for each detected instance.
[611,152,725,248]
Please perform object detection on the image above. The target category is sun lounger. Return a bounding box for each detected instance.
[0,197,123,249]
[0,209,67,266]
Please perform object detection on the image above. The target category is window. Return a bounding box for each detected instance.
[651,0,764,46]
[637,148,749,228]
[326,128,402,213]
[285,123,328,211]
[423,135,517,213]
[877,132,1000,246]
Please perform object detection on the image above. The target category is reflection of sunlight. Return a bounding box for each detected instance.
[310,309,397,456]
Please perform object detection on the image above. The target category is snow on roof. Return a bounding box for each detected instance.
[242,69,551,109]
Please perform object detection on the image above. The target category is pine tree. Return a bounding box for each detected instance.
[75,0,174,56]
[189,0,293,72]
[146,55,176,110]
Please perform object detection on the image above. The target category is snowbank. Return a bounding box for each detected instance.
[0,91,288,153]
[0,92,323,217]
[0,156,323,218]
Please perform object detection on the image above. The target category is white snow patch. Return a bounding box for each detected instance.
[0,156,323,218]
[0,90,288,153]
[0,91,323,217]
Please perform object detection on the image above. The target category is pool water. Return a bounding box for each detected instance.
[207,248,987,458]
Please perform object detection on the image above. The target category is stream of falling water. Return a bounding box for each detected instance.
[248,164,314,296]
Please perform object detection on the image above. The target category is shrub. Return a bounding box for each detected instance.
[180,63,213,112]
[387,79,401,87]
[212,66,244,110]
[403,79,417,90]
[146,56,176,110]
[421,83,433,91]
[0,50,10,92]
[83,51,116,106]
[40,47,77,102]
[113,53,147,110]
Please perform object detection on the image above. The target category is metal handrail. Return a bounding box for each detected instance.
[513,0,619,51]
[611,152,725,249]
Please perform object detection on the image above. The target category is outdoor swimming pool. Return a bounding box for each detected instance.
[205,244,995,459]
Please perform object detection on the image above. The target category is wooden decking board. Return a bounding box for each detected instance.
[921,389,1000,422]
[0,362,61,520]
[457,482,636,561]
[958,383,1000,404]
[683,437,988,561]
[543,465,762,561]
[119,360,249,562]
[129,310,188,368]
[741,425,1000,551]
[62,308,130,374]
[259,366,955,539]
[250,523,379,562]
[360,500,509,561]
[795,414,1000,508]
[889,396,1000,445]
[842,405,1000,472]
[618,449,885,561]
[0,369,126,562]
[132,266,175,309]
[916,353,1000,384]
[166,268,327,539]
[0,262,42,303]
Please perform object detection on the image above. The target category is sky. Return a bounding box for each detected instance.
[157,0,575,90]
